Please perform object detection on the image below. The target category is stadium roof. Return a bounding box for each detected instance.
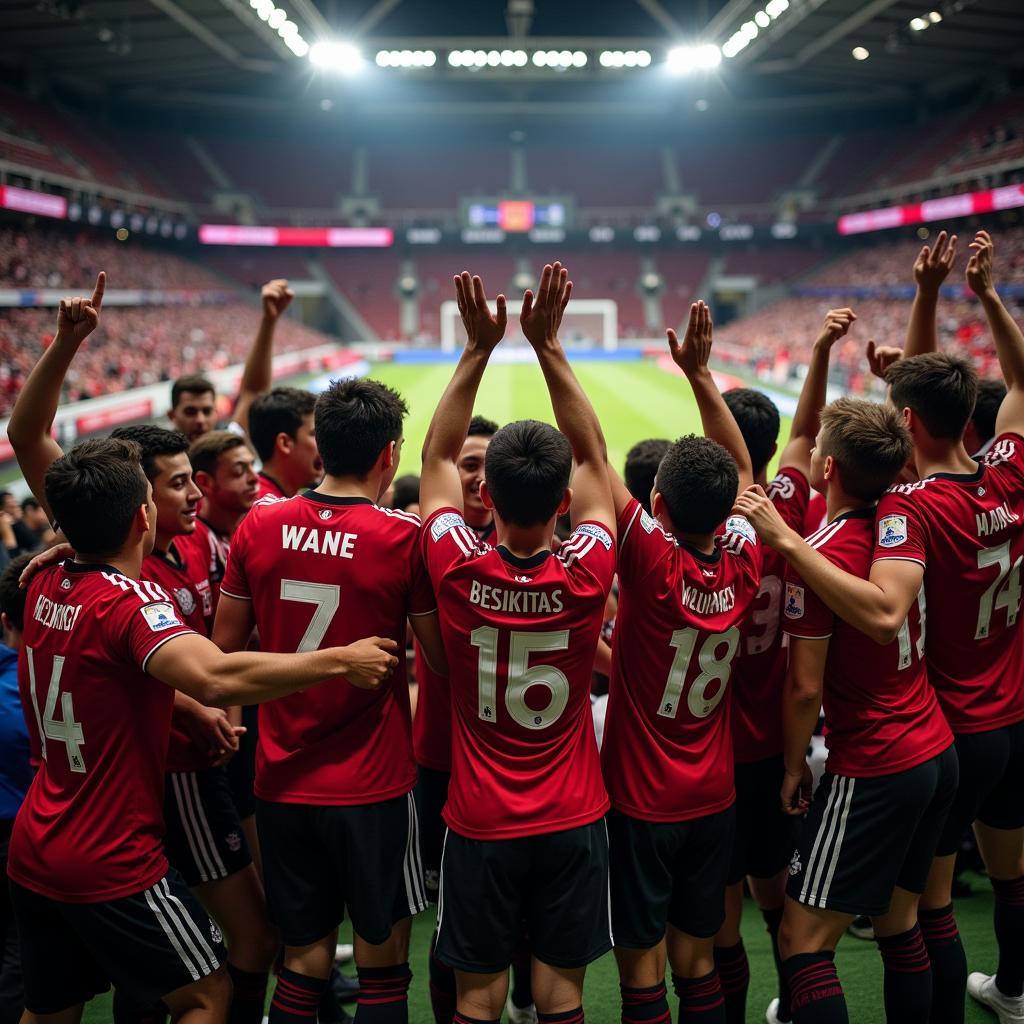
[2,0,1022,118]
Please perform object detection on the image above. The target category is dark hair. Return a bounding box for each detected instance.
[468,415,499,438]
[44,438,148,556]
[655,435,739,534]
[390,474,420,512]
[314,378,408,478]
[971,378,1008,447]
[111,425,191,481]
[170,374,216,409]
[484,420,572,527]
[189,430,251,478]
[624,438,671,514]
[723,388,781,477]
[249,387,317,462]
[0,553,33,632]
[886,353,978,441]
[0,492,12,503]
[20,496,41,513]
[819,397,913,502]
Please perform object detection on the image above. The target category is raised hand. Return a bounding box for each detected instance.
[866,340,904,380]
[343,636,401,690]
[520,262,572,348]
[261,278,295,320]
[818,307,856,347]
[56,271,105,346]
[667,300,712,377]
[455,271,507,353]
[966,230,995,298]
[913,229,958,292]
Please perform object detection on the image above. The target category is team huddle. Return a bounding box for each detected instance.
[1,231,1022,1024]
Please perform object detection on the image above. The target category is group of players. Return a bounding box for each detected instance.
[0,228,1021,1024]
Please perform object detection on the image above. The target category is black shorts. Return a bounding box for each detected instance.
[225,705,259,820]
[936,720,1024,856]
[164,768,252,889]
[609,805,735,945]
[436,819,611,973]
[10,870,224,1014]
[788,746,959,917]
[256,791,427,948]
[415,765,450,902]
[728,755,800,885]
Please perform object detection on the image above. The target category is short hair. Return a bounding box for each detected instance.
[44,438,148,556]
[971,378,1008,447]
[624,439,671,512]
[656,435,739,534]
[314,378,408,478]
[484,420,573,527]
[886,353,978,441]
[0,553,33,632]
[189,431,251,478]
[170,374,215,409]
[390,474,420,512]
[111,425,191,481]
[819,397,913,502]
[20,496,41,513]
[723,389,781,477]
[467,415,499,438]
[249,387,317,462]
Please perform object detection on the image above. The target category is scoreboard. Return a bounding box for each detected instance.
[463,198,571,232]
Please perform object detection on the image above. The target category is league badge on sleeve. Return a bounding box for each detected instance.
[784,582,805,620]
[430,511,465,542]
[878,514,908,549]
[140,601,184,632]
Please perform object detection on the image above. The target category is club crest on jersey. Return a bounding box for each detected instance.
[173,587,196,616]
[140,601,183,632]
[789,850,803,877]
[784,583,805,619]
[60,578,73,591]
[319,509,333,521]
[430,511,465,541]
[225,831,242,852]
[878,514,907,548]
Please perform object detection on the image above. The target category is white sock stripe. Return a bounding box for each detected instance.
[159,877,219,971]
[144,884,201,981]
[170,773,212,883]
[799,775,842,904]
[806,777,849,906]
[188,773,227,878]
[818,778,856,908]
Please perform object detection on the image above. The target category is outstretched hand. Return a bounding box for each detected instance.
[520,262,571,348]
[913,229,958,292]
[56,271,105,346]
[261,278,295,320]
[866,340,904,380]
[455,271,507,353]
[667,300,712,377]
[966,230,995,298]
[818,307,856,347]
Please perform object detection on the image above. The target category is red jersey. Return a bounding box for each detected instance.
[872,433,1024,734]
[602,500,762,822]
[9,561,194,902]
[220,493,435,805]
[179,517,230,619]
[423,508,614,840]
[784,509,952,777]
[413,518,497,774]
[731,468,810,763]
[142,542,216,773]
[256,472,287,502]
[804,490,828,535]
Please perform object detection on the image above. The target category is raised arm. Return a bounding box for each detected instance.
[905,230,957,357]
[967,230,1024,436]
[231,279,295,435]
[419,272,506,521]
[668,301,753,492]
[8,272,105,518]
[778,308,855,474]
[522,262,613,530]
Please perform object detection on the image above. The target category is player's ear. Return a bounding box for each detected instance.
[651,490,669,526]
[193,469,213,495]
[557,488,572,517]
[478,480,495,511]
[277,431,293,456]
[136,501,153,537]
[822,454,835,482]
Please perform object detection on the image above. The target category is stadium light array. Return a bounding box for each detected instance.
[532,50,588,68]
[666,44,722,74]
[598,50,652,68]
[448,48,529,68]
[309,40,363,74]
[721,0,789,58]
[376,49,436,68]
[248,0,309,57]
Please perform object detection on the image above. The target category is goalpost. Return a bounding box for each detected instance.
[440,298,619,354]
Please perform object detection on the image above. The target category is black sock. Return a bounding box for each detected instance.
[356,963,412,1023]
[992,876,1024,997]
[620,982,671,1024]
[783,952,848,1024]
[919,904,966,1024]
[227,963,270,1024]
[763,907,791,1020]
[876,925,931,1023]
[672,971,726,1022]
[269,968,328,1023]
[428,929,456,1024]
[713,942,749,1024]
[538,1011,584,1024]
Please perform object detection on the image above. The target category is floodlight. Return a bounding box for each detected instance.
[852,46,869,60]
[754,10,770,27]
[309,40,363,74]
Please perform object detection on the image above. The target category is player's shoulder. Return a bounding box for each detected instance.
[716,514,759,559]
[806,510,872,567]
[768,466,810,503]
[619,498,675,550]
[556,521,615,569]
[983,433,1024,470]
[370,502,423,535]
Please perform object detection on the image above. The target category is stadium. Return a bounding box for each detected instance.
[1,1,1024,1023]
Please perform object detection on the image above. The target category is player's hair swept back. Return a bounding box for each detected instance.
[971,378,1008,447]
[170,374,216,409]
[467,415,500,438]
[656,435,739,534]
[722,388,781,477]
[189,430,252,478]
[314,378,408,478]
[0,553,33,632]
[44,438,149,557]
[248,387,317,462]
[819,397,912,502]
[624,438,671,514]
[484,419,572,527]
[111,424,191,482]
[885,352,978,441]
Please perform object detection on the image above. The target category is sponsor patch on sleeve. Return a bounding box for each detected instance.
[140,601,184,633]
[878,514,908,549]
[784,582,805,619]
[430,511,466,542]
[575,522,613,550]
[640,509,657,534]
[725,515,757,544]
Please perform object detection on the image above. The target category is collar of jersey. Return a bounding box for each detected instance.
[678,540,721,564]
[152,542,186,570]
[62,559,119,575]
[300,491,373,507]
[928,461,984,484]
[832,506,875,523]
[259,470,286,494]
[497,545,551,569]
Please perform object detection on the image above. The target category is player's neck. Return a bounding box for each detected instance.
[913,438,978,479]
[262,458,301,498]
[313,474,380,503]
[495,522,552,559]
[825,488,866,523]
[674,529,716,556]
[464,509,493,531]
[84,545,144,580]
[153,528,177,556]
[200,501,245,538]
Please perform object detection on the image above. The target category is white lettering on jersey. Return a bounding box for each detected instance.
[976,502,1020,537]
[281,525,357,559]
[681,583,736,616]
[32,595,82,632]
[574,523,613,550]
[984,438,1017,467]
[468,580,565,615]
[768,474,796,501]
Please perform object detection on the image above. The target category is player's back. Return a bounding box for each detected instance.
[423,509,614,840]
[10,561,193,902]
[874,433,1024,733]
[602,500,762,822]
[220,492,434,804]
